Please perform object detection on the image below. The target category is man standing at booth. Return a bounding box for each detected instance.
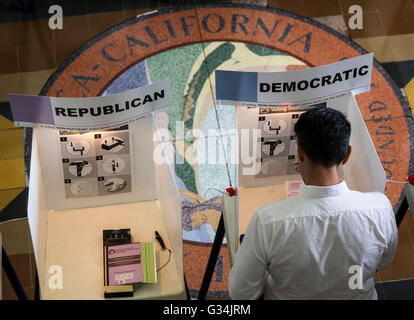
[229,107,398,300]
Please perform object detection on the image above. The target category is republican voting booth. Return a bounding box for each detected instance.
[216,53,386,266]
[9,80,186,299]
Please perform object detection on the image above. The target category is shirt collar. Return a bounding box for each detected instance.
[299,180,350,198]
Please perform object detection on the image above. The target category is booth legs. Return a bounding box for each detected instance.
[34,267,39,300]
[184,274,191,300]
[395,197,409,228]
[2,247,28,300]
[197,213,225,301]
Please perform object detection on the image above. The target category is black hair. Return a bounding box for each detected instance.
[294,106,351,168]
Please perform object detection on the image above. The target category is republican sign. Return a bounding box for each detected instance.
[8,79,170,131]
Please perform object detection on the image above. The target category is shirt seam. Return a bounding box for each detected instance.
[258,206,393,225]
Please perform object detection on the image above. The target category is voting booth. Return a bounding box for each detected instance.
[9,80,186,299]
[215,54,386,265]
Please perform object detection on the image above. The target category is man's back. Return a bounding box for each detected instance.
[228,182,398,300]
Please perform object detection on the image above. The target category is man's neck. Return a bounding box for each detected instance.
[302,164,342,187]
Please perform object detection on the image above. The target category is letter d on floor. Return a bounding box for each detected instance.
[48,265,63,290]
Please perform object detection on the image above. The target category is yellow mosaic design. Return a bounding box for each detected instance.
[0,114,25,213]
[404,77,414,116]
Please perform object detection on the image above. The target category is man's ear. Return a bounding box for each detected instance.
[297,143,305,163]
[342,145,352,165]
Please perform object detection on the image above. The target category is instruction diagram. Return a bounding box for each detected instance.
[59,126,132,198]
[256,103,326,178]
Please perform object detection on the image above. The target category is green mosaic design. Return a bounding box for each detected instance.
[245,43,285,56]
[146,42,287,194]
[147,44,204,133]
[183,42,235,136]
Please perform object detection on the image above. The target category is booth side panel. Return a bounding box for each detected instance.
[346,94,386,193]
[329,93,385,193]
[129,115,157,201]
[27,130,49,296]
[155,147,183,276]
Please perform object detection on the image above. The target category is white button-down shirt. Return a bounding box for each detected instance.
[229,181,398,300]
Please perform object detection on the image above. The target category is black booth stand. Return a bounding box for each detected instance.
[2,247,28,300]
[198,213,226,301]
[395,196,409,228]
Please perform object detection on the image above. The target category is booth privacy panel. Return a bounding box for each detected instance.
[343,93,386,193]
[329,92,385,193]
[236,92,385,194]
[27,132,49,291]
[155,158,183,275]
[27,116,185,299]
[154,117,184,275]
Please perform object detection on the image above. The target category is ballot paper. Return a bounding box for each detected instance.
[107,242,156,286]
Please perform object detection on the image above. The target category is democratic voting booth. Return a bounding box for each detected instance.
[215,53,386,266]
[8,79,186,299]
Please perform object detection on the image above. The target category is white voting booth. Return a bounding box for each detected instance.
[9,80,186,299]
[216,54,386,266]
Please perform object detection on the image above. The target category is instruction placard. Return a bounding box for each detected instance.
[59,126,132,198]
[257,103,326,179]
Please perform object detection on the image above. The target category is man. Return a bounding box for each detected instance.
[228,107,398,299]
